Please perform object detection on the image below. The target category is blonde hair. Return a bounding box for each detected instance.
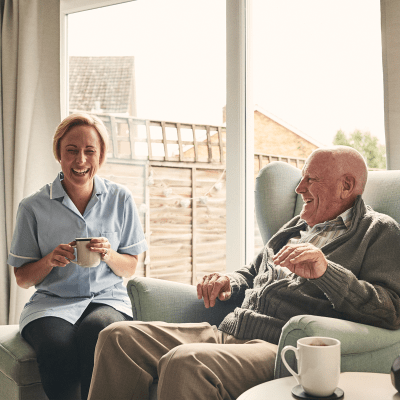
[53,113,109,167]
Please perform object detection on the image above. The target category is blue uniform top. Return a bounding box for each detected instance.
[8,172,148,333]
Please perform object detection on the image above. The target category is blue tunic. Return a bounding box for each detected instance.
[8,172,148,332]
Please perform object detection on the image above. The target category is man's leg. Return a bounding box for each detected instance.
[158,337,277,400]
[87,321,219,400]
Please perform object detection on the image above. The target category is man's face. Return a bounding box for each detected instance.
[295,152,343,227]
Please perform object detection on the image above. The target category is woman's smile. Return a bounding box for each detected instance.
[59,124,101,195]
[72,168,90,176]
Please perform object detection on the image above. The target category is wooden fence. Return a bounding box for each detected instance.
[99,160,226,285]
[94,113,226,164]
[91,112,306,285]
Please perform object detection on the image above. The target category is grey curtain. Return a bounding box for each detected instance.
[381,0,400,170]
[0,0,61,325]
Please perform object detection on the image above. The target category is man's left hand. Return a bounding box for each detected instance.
[272,243,327,279]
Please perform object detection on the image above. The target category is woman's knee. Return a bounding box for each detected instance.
[23,320,77,364]
[76,307,127,345]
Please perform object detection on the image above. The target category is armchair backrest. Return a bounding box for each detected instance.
[255,161,400,245]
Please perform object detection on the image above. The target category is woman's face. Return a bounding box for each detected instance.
[59,125,102,193]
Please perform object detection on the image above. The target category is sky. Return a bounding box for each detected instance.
[68,0,385,147]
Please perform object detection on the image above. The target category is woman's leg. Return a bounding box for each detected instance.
[75,303,132,400]
[22,317,81,400]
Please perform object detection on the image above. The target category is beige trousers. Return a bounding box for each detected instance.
[87,321,277,400]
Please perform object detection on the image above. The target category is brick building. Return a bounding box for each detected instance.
[223,105,324,160]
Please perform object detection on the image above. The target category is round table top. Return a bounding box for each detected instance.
[237,372,400,400]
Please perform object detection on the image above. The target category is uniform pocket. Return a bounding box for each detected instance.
[100,231,120,251]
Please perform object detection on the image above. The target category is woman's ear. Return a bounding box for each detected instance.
[341,175,355,198]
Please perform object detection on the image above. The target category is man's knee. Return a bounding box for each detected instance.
[97,321,160,352]
[158,343,212,378]
[158,344,227,399]
[96,321,132,345]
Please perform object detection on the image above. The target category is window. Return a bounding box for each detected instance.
[252,0,385,254]
[62,0,234,283]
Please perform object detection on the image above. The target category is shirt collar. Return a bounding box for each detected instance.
[336,206,354,229]
[50,172,108,200]
[301,206,354,231]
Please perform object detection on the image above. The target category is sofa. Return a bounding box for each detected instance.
[1,161,400,400]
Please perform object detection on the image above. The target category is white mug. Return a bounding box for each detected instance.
[71,238,101,268]
[281,336,341,397]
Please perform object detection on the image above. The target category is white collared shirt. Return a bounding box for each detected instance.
[8,172,148,332]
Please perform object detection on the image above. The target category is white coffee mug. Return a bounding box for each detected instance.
[281,336,341,397]
[71,238,101,268]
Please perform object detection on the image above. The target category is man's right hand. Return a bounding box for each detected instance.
[197,273,231,308]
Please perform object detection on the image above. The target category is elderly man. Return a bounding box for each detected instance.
[88,146,400,400]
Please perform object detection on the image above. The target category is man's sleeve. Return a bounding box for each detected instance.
[312,218,400,330]
[227,246,288,301]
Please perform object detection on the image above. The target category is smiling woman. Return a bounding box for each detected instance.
[8,112,148,400]
[56,119,104,214]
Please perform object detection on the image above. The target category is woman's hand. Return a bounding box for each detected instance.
[47,242,75,268]
[87,237,138,278]
[88,237,112,262]
[14,242,75,289]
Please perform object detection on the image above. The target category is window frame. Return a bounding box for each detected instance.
[60,0,254,272]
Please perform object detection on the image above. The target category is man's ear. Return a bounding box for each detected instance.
[341,175,355,198]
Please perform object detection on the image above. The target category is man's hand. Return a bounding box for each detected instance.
[197,273,231,308]
[272,243,328,279]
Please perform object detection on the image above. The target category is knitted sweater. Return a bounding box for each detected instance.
[219,196,400,344]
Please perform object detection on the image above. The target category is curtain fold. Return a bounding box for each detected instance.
[381,0,400,170]
[0,0,8,325]
[1,0,61,325]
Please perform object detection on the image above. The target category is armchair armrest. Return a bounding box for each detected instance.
[127,277,239,326]
[275,315,400,378]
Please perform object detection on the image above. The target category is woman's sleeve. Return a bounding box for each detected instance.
[7,203,42,268]
[117,193,148,256]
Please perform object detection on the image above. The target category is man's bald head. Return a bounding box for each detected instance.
[310,146,368,197]
[296,146,368,226]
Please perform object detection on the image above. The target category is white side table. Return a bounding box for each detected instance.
[237,372,400,400]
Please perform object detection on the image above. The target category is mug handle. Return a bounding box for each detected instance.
[281,345,301,385]
[69,244,78,265]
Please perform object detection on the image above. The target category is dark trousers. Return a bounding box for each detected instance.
[22,302,132,400]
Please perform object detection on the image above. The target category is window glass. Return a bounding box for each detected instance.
[252,0,385,255]
[68,0,226,284]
